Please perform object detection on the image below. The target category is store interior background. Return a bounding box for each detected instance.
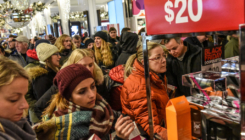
[0,0,147,39]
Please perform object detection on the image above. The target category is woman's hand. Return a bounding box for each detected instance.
[115,115,135,140]
[157,129,168,140]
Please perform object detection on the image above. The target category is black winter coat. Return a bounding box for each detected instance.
[184,36,209,48]
[166,42,202,97]
[26,64,57,111]
[59,49,73,66]
[34,85,58,119]
[115,32,138,66]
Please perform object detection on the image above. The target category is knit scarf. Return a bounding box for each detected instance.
[54,93,114,138]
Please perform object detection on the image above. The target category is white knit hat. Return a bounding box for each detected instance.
[36,43,59,62]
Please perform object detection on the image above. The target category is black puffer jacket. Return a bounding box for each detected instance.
[108,36,119,46]
[26,64,57,122]
[115,32,138,66]
[166,41,202,97]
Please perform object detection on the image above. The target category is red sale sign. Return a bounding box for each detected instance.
[144,0,245,35]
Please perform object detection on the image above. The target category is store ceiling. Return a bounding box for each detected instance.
[0,0,113,4]
[0,0,112,14]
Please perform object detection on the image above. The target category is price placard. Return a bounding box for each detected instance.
[144,0,245,35]
[201,45,224,72]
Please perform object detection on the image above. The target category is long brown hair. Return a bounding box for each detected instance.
[42,93,68,119]
[94,39,114,67]
[54,34,76,53]
[45,56,60,73]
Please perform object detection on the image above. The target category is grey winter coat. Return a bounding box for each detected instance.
[9,50,27,67]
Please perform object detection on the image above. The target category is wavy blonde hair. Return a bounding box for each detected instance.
[62,49,104,85]
[124,42,162,79]
[0,56,29,88]
[94,39,114,67]
[54,34,76,53]
[0,57,29,118]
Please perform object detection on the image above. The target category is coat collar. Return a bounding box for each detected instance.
[133,59,165,85]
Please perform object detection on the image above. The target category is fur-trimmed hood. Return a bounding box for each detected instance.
[26,65,48,81]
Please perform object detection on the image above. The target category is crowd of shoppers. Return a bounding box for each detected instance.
[0,26,239,140]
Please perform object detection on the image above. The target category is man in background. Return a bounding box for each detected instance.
[108,27,120,45]
[72,35,85,48]
[165,37,202,97]
[9,35,29,67]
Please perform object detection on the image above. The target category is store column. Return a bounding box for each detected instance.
[108,0,125,34]
[44,7,52,25]
[57,0,70,35]
[88,0,98,36]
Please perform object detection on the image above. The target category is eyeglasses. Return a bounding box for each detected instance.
[52,52,60,57]
[149,54,167,62]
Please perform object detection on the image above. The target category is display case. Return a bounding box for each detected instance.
[183,67,240,139]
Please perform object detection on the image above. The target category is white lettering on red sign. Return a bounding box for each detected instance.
[165,0,203,24]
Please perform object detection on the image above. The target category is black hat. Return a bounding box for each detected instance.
[94,31,108,42]
[85,38,94,48]
[35,39,51,50]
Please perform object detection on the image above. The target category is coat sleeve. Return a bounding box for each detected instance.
[121,86,166,135]
[34,85,58,119]
[166,58,180,96]
[32,75,53,100]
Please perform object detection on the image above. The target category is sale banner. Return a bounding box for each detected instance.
[144,0,245,35]
[202,45,224,72]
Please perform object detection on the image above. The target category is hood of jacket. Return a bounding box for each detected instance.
[109,65,124,84]
[133,59,165,86]
[120,32,138,54]
[26,49,39,60]
[26,65,49,81]
[0,118,36,140]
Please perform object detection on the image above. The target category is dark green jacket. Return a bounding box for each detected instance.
[225,37,239,58]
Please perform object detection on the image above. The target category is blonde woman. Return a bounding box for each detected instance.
[122,42,169,140]
[94,31,119,71]
[0,56,36,139]
[63,49,111,100]
[54,34,76,66]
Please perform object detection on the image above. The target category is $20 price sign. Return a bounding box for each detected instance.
[165,0,203,24]
[144,0,245,35]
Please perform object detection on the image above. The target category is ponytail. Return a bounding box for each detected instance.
[124,54,137,79]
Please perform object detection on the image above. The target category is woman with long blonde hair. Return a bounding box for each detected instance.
[0,56,36,139]
[93,31,119,71]
[54,34,76,66]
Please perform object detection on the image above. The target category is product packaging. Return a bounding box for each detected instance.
[166,96,192,140]
[88,134,101,140]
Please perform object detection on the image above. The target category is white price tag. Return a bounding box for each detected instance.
[164,0,203,24]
